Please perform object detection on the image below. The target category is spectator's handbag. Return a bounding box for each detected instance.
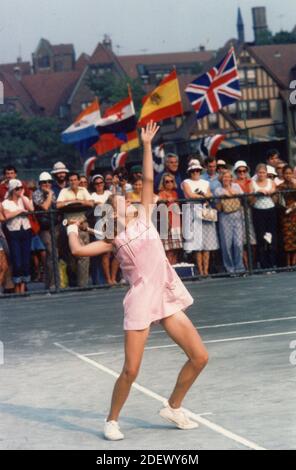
[221,197,241,213]
[28,214,41,235]
[201,204,218,222]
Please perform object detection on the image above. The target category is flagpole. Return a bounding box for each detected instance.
[126,83,140,153]
[173,66,186,150]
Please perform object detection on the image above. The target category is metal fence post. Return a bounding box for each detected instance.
[242,194,253,275]
[49,209,60,293]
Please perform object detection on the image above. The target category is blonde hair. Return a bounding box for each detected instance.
[219,169,232,185]
[255,163,267,173]
[103,194,139,242]
[158,172,177,191]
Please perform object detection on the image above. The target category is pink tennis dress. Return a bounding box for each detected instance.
[113,212,194,330]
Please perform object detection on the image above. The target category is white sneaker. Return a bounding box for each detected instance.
[159,403,199,430]
[104,420,124,441]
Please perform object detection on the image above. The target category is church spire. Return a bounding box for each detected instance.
[237,7,245,43]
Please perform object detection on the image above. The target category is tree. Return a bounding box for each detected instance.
[0,113,81,170]
[273,30,296,44]
[255,30,274,45]
[86,71,145,115]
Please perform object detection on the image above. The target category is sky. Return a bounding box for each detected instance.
[1,0,296,63]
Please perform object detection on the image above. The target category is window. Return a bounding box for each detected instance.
[59,105,69,118]
[228,102,237,117]
[81,102,92,110]
[37,56,50,68]
[246,69,257,86]
[208,113,219,129]
[239,55,251,64]
[259,100,270,118]
[249,100,258,119]
[238,101,248,120]
[238,69,246,87]
[55,61,64,72]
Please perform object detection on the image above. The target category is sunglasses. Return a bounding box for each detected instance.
[190,169,201,173]
[15,186,23,190]
[41,180,52,184]
[237,169,247,173]
[164,179,174,184]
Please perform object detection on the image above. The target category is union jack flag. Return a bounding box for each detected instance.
[185,47,242,120]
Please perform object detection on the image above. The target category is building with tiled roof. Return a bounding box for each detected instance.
[21,70,81,117]
[32,38,76,74]
[0,71,38,115]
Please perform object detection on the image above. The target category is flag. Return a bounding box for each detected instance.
[138,70,183,126]
[61,99,101,144]
[185,47,241,120]
[83,156,97,178]
[153,144,166,173]
[111,152,128,171]
[120,130,140,152]
[195,135,226,158]
[96,96,136,137]
[92,95,138,155]
[92,133,124,156]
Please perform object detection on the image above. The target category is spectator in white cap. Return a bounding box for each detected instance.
[233,161,252,193]
[51,162,69,198]
[266,165,277,181]
[2,179,34,293]
[33,172,59,290]
[57,172,94,287]
[216,159,227,175]
[182,161,219,277]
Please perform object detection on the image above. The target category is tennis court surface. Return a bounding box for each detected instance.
[1,272,296,450]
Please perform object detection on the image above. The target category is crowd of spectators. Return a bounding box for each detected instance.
[0,147,296,294]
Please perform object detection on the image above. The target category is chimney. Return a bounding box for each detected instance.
[13,66,22,81]
[103,34,112,51]
[199,45,205,51]
[252,6,268,43]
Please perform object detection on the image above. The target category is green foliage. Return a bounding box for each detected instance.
[273,30,296,44]
[86,71,145,115]
[0,112,81,170]
[255,30,274,45]
[256,29,296,45]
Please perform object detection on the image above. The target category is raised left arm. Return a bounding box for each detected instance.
[141,121,160,214]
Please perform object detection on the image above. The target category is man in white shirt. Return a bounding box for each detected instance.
[57,172,94,287]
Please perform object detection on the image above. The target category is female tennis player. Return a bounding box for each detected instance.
[67,121,209,441]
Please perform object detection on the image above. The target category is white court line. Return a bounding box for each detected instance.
[82,329,296,356]
[144,330,296,351]
[54,342,266,451]
[101,315,296,339]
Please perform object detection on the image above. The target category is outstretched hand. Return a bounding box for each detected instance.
[141,120,160,145]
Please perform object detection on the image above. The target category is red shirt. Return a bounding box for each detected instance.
[233,178,252,194]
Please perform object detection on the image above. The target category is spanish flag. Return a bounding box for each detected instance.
[138,70,183,126]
